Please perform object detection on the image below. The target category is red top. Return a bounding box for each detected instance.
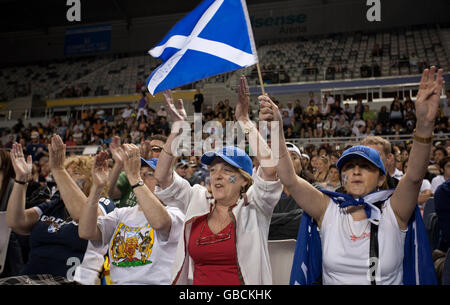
[188,214,242,285]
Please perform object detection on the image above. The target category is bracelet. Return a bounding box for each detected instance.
[413,129,434,144]
[14,179,28,185]
[162,145,175,157]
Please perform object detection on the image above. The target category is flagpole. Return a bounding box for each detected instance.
[256,63,265,95]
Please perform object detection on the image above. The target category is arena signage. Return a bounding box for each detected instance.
[250,14,307,28]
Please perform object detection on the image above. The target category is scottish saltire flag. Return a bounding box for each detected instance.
[146,0,258,95]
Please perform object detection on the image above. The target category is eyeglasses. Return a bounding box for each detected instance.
[141,171,155,178]
[196,221,232,246]
[151,146,163,152]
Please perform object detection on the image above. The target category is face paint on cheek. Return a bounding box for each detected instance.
[228,176,237,184]
[341,174,348,186]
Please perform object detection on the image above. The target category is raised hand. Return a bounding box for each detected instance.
[92,151,109,188]
[258,94,283,135]
[119,144,142,185]
[162,90,187,122]
[10,143,32,182]
[48,134,66,171]
[235,75,250,122]
[110,136,124,166]
[140,139,152,160]
[415,66,444,132]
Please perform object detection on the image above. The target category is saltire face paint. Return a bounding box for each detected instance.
[341,174,348,186]
[229,176,237,184]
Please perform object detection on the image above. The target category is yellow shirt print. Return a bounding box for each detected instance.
[110,223,154,267]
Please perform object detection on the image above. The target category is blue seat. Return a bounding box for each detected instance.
[443,248,450,285]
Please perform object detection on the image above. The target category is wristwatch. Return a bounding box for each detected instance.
[131,179,144,190]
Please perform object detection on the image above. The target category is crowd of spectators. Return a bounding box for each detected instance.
[279,90,449,140]
[0,85,449,285]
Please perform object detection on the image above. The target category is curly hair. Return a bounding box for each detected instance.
[64,155,108,197]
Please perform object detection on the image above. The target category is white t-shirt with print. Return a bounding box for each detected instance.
[320,199,406,285]
[95,205,184,285]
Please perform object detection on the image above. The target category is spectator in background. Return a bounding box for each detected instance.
[306,99,319,116]
[361,136,401,189]
[107,135,167,208]
[431,156,450,193]
[434,179,450,252]
[323,116,337,137]
[313,155,329,183]
[402,160,432,213]
[26,131,48,163]
[137,91,149,121]
[269,142,304,240]
[336,115,351,137]
[319,98,330,119]
[175,159,188,179]
[362,105,376,122]
[193,87,204,114]
[121,104,134,121]
[318,164,341,191]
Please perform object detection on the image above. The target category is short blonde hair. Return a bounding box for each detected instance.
[361,136,391,157]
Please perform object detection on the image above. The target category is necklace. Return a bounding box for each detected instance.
[346,213,370,242]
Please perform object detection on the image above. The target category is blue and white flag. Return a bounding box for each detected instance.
[146,0,258,95]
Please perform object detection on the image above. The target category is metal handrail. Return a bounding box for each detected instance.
[1,133,448,154]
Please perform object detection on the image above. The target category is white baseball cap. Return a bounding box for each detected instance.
[285,142,301,157]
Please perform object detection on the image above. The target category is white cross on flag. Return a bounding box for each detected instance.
[146,0,258,95]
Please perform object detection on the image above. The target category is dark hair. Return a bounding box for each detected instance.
[439,156,450,172]
[434,146,448,157]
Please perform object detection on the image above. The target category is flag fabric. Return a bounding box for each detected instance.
[290,189,438,285]
[146,0,258,95]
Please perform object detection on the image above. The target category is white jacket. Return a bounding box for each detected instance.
[155,168,283,285]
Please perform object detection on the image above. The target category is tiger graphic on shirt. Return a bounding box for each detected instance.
[110,223,154,267]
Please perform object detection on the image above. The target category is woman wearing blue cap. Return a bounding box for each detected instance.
[154,76,283,285]
[259,67,443,285]
[78,144,185,285]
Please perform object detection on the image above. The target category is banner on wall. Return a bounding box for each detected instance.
[64,24,111,56]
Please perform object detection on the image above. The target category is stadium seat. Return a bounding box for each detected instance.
[268,239,297,285]
[443,248,450,285]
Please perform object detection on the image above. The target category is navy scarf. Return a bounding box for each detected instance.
[289,189,437,285]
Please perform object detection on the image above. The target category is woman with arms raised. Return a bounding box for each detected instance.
[259,67,442,285]
[78,144,184,285]
[154,76,283,285]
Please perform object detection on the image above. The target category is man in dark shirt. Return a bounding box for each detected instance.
[193,87,204,113]
[26,131,48,163]
[269,142,303,240]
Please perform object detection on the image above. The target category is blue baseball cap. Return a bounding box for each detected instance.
[200,146,253,176]
[141,158,158,170]
[336,145,386,175]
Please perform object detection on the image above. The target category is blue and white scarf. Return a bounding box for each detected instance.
[289,189,437,285]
